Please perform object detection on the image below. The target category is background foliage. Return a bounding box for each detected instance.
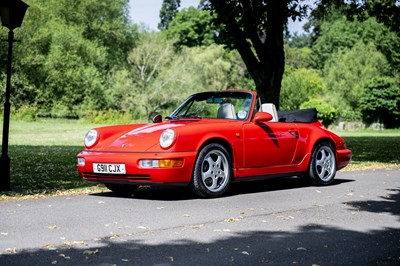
[0,0,399,128]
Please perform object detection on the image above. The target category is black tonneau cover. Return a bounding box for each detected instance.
[277,108,317,123]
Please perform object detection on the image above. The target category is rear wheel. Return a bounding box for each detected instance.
[308,142,336,186]
[104,184,139,196]
[190,143,232,198]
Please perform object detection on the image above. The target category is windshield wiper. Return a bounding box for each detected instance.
[166,114,202,120]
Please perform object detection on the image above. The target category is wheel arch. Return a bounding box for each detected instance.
[312,138,336,152]
[309,137,337,167]
[197,137,234,165]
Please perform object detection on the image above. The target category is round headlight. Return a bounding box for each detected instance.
[160,129,176,149]
[84,129,99,148]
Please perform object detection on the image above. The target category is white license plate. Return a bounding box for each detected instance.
[93,163,126,174]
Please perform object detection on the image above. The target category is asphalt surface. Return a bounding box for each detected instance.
[1,169,399,265]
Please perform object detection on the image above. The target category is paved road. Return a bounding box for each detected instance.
[1,169,399,265]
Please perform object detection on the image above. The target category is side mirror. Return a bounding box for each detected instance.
[152,114,162,123]
[254,112,273,124]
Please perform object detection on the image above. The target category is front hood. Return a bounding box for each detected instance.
[90,122,184,152]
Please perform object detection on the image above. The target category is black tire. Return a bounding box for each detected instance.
[190,143,232,198]
[308,142,336,186]
[104,183,139,196]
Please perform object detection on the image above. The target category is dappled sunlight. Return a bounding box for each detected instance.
[345,188,400,222]
[342,136,400,171]
[1,145,96,197]
[1,224,398,265]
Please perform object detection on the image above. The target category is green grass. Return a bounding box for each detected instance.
[0,119,106,200]
[334,129,400,167]
[0,120,399,200]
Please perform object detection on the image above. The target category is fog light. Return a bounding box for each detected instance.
[77,158,85,166]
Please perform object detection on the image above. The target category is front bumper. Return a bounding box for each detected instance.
[76,150,198,185]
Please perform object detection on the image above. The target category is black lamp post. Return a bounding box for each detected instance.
[0,0,29,191]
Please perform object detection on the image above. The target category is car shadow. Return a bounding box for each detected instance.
[91,185,196,201]
[90,177,354,201]
[228,177,354,197]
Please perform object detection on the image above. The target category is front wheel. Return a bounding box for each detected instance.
[190,143,232,198]
[104,183,139,196]
[308,142,336,186]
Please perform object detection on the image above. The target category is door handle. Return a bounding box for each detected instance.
[288,129,299,138]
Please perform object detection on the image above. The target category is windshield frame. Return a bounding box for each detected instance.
[168,90,256,121]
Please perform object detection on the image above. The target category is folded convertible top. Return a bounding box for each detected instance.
[277,108,318,123]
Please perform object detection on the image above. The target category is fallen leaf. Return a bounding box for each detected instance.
[43,244,57,250]
[6,247,17,254]
[59,253,71,259]
[277,215,294,220]
[191,224,204,229]
[63,240,86,246]
[241,251,250,255]
[225,217,241,222]
[48,225,60,230]
[83,249,99,255]
[110,234,120,239]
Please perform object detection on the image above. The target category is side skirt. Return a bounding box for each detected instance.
[231,172,305,183]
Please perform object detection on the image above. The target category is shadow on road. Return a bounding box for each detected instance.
[1,188,399,265]
[345,188,400,222]
[1,213,399,265]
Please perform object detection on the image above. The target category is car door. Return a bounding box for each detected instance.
[242,121,299,168]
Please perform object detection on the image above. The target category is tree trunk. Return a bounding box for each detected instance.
[258,1,286,110]
[210,1,287,110]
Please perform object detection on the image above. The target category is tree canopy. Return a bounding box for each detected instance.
[158,0,181,30]
[0,0,398,127]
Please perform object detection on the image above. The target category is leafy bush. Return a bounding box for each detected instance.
[80,109,139,124]
[280,67,326,110]
[360,77,400,128]
[300,98,338,127]
[10,105,38,122]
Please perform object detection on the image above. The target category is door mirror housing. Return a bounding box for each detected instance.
[254,112,273,124]
[152,114,162,123]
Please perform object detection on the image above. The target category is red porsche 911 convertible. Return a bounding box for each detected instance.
[77,90,351,198]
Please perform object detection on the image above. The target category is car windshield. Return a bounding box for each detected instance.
[169,91,254,120]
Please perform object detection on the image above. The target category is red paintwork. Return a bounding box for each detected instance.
[76,90,352,186]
